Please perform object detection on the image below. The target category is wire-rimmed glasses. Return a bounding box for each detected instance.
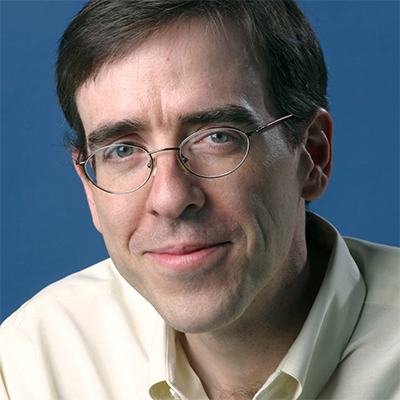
[77,114,292,194]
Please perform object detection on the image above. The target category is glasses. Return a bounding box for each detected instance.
[77,114,292,194]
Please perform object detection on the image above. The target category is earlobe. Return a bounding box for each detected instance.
[301,108,333,201]
[73,152,103,233]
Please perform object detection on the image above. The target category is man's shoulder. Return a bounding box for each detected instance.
[344,237,400,307]
[318,238,400,399]
[0,260,161,399]
[1,258,150,335]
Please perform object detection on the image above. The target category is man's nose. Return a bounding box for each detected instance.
[145,149,205,219]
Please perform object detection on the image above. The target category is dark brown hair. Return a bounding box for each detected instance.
[56,0,328,157]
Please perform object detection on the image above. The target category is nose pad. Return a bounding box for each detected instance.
[176,152,190,173]
[151,158,157,177]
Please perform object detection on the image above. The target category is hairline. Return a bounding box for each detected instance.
[60,1,322,157]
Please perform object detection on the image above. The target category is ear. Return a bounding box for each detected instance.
[301,108,333,201]
[73,151,103,233]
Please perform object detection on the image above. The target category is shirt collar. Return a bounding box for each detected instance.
[256,213,366,399]
[148,318,206,399]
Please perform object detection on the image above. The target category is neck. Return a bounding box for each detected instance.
[179,255,320,399]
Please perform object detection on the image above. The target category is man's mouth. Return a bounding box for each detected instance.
[145,242,228,271]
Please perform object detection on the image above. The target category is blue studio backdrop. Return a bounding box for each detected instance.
[1,1,399,322]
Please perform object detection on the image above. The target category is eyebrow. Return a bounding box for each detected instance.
[179,105,261,128]
[86,105,261,150]
[87,119,146,150]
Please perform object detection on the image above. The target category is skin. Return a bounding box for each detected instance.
[75,18,333,399]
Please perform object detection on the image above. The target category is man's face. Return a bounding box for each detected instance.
[76,19,313,333]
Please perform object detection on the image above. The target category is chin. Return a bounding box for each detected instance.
[157,295,246,335]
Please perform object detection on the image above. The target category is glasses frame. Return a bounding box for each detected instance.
[77,114,293,194]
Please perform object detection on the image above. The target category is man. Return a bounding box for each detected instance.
[0,1,398,399]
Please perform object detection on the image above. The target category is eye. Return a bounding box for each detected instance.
[104,143,140,160]
[198,129,242,146]
[199,129,244,149]
[93,144,149,171]
[107,145,134,159]
[208,132,233,144]
[182,128,247,158]
[99,144,147,166]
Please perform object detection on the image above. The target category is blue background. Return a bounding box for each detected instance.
[1,1,399,322]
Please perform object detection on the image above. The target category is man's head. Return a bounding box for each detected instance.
[57,0,328,159]
[58,0,333,333]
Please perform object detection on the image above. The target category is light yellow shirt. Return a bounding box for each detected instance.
[1,214,399,399]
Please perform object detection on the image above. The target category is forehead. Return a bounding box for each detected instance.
[76,18,270,136]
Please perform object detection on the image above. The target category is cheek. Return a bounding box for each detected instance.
[92,191,146,248]
[228,141,303,241]
[208,163,272,258]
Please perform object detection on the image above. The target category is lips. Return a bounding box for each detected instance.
[145,243,228,271]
